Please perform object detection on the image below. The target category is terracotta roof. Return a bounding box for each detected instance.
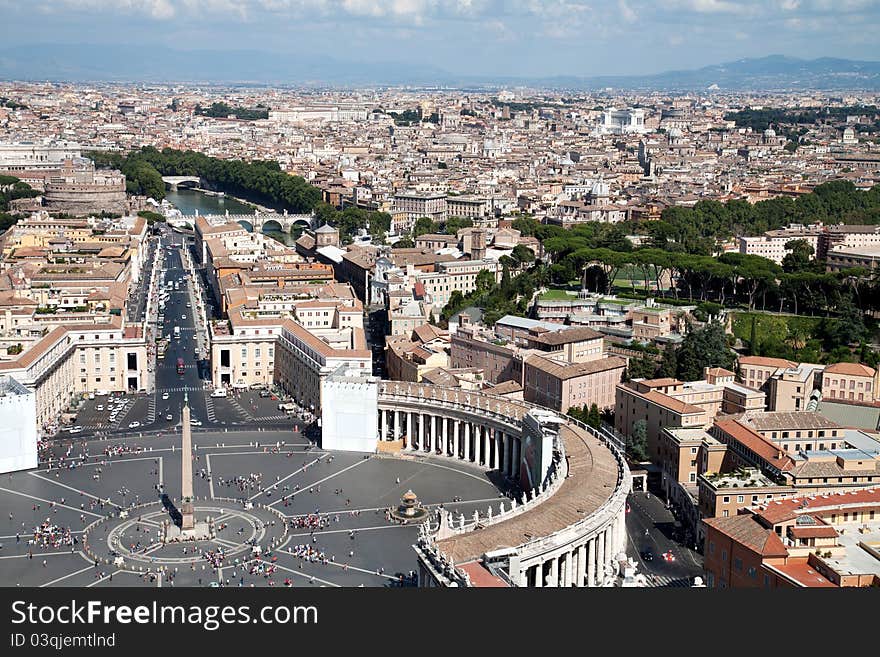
[525,354,626,380]
[713,418,795,471]
[788,525,838,539]
[529,326,603,346]
[458,561,509,587]
[824,362,876,377]
[703,514,789,557]
[763,560,836,587]
[738,355,797,369]
[639,377,682,388]
[754,488,880,525]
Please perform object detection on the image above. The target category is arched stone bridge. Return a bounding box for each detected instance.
[162,176,203,190]
[201,212,315,233]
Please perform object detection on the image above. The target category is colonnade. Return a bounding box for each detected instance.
[377,407,521,479]
[523,508,627,588]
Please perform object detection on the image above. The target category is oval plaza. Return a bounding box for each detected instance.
[321,372,631,587]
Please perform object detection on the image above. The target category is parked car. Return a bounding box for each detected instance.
[68,426,83,434]
[162,392,170,400]
[166,414,173,421]
[210,388,227,398]
[128,421,141,429]
[96,405,104,411]
[190,418,203,426]
[259,390,272,398]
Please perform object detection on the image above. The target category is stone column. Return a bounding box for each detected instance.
[452,420,460,459]
[587,539,595,587]
[474,424,483,465]
[500,432,507,475]
[407,412,416,450]
[533,563,542,588]
[597,531,606,586]
[576,543,587,587]
[511,438,520,477]
[441,416,448,455]
[494,431,502,470]
[547,557,559,587]
[463,423,471,461]
[418,412,425,451]
[379,409,386,442]
[393,410,401,441]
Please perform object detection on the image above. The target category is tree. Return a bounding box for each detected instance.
[587,403,601,429]
[781,239,815,274]
[511,244,536,266]
[675,321,735,382]
[657,345,678,379]
[443,216,473,235]
[475,269,495,294]
[627,352,657,380]
[394,236,415,248]
[511,215,541,236]
[628,420,649,462]
[413,217,436,238]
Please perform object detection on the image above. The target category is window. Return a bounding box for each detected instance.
[734,558,742,572]
[737,495,744,503]
[722,496,730,503]
[709,541,715,555]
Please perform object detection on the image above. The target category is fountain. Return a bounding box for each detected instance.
[389,490,429,523]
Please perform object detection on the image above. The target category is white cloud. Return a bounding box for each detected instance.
[619,0,637,22]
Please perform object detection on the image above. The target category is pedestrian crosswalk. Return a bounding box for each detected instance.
[254,414,292,423]
[158,384,211,393]
[227,397,252,421]
[146,397,156,423]
[204,393,216,422]
[651,574,696,588]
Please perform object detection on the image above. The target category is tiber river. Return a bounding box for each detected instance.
[164,188,296,245]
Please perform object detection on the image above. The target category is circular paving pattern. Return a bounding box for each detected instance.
[87,500,288,569]
[1,430,506,587]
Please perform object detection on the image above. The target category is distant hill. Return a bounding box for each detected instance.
[0,46,878,90]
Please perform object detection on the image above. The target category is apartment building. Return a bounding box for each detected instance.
[391,191,448,231]
[385,324,450,382]
[0,318,147,428]
[822,362,880,403]
[522,354,626,413]
[614,380,711,462]
[703,488,880,588]
[737,356,825,412]
[738,224,822,264]
[450,320,606,386]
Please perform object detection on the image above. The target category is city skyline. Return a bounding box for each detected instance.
[2,1,879,80]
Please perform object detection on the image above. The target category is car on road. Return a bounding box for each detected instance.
[190,418,202,426]
[166,414,173,421]
[662,551,676,562]
[162,392,170,400]
[641,549,654,562]
[67,426,84,434]
[259,390,272,398]
[128,421,141,429]
[182,314,187,319]
[96,405,104,411]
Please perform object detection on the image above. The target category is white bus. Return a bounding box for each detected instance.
[173,326,180,339]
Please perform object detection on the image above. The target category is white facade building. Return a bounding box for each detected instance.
[0,376,38,473]
[320,366,380,453]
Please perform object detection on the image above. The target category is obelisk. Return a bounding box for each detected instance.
[180,392,195,530]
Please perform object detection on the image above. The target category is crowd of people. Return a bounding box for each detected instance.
[29,520,76,550]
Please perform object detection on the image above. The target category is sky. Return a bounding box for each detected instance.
[2,0,879,78]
